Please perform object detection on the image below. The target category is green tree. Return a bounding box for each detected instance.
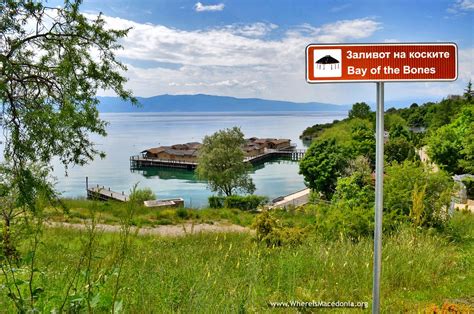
[384,161,453,228]
[385,122,416,164]
[1,0,135,247]
[333,166,374,209]
[464,80,473,102]
[350,122,376,167]
[1,0,135,172]
[299,138,347,199]
[196,127,255,196]
[348,102,372,120]
[407,109,425,128]
[385,137,416,164]
[427,107,474,174]
[389,123,411,141]
[385,113,408,130]
[0,2,135,309]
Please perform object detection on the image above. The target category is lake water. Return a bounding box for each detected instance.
[40,112,346,207]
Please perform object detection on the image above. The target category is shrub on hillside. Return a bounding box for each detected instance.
[384,161,453,228]
[208,196,225,208]
[461,177,474,199]
[224,195,268,211]
[253,211,304,247]
[208,195,267,210]
[311,203,374,241]
[130,187,156,204]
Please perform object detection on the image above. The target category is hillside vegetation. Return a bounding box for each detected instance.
[0,211,472,312]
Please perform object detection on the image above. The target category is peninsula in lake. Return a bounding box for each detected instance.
[97,94,350,112]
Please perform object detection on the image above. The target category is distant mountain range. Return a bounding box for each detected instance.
[97,94,350,112]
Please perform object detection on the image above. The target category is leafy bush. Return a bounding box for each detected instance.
[129,188,156,204]
[208,196,225,208]
[384,161,453,228]
[253,211,305,247]
[176,207,190,219]
[312,203,374,241]
[209,195,267,210]
[224,195,268,211]
[385,137,417,164]
[299,138,348,199]
[461,177,474,199]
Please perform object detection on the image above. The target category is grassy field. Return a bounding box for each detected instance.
[44,198,322,229]
[0,208,472,312]
[44,198,257,227]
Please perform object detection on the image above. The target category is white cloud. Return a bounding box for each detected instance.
[94,15,384,102]
[223,22,278,37]
[287,18,381,43]
[447,0,474,14]
[457,0,474,10]
[315,18,382,43]
[458,47,474,81]
[194,2,225,12]
[93,14,472,104]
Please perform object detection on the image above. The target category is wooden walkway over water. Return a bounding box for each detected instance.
[130,149,306,170]
[87,183,129,202]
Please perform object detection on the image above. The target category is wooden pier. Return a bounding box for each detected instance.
[86,178,129,202]
[130,149,306,170]
[130,156,198,170]
[87,185,129,202]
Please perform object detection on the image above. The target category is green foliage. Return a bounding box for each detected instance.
[348,102,372,120]
[461,177,474,199]
[224,195,268,211]
[1,0,136,173]
[196,127,255,196]
[299,138,347,199]
[385,113,408,130]
[427,107,474,174]
[313,159,375,241]
[175,207,190,219]
[129,188,156,204]
[384,161,453,228]
[299,120,340,140]
[464,80,473,102]
[253,211,304,247]
[0,212,473,312]
[407,109,425,128]
[410,183,426,227]
[312,203,374,241]
[208,195,267,210]
[1,2,135,310]
[443,210,474,243]
[389,123,411,141]
[332,170,374,209]
[208,196,225,208]
[385,137,417,164]
[349,121,376,167]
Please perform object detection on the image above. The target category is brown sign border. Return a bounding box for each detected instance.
[305,42,458,83]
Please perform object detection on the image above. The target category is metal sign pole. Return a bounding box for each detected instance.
[372,82,384,313]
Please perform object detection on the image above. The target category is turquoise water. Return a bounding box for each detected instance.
[40,111,346,207]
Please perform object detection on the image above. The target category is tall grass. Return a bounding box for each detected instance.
[44,198,257,227]
[0,211,472,312]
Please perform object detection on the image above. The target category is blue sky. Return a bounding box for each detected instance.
[49,0,473,105]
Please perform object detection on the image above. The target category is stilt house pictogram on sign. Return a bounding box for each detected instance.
[315,55,340,70]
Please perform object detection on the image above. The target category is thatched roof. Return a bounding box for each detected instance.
[141,147,168,154]
[316,55,339,64]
